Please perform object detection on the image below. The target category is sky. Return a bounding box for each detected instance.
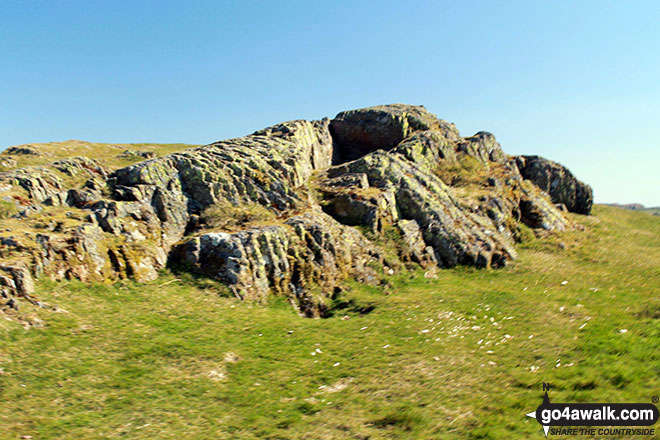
[1,0,659,205]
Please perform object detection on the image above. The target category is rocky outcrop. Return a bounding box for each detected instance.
[0,167,63,202]
[0,263,35,297]
[52,157,109,179]
[515,155,593,215]
[4,146,41,156]
[171,211,379,316]
[0,103,591,318]
[324,150,519,268]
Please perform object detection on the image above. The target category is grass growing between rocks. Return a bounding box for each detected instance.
[1,205,660,439]
[200,200,278,232]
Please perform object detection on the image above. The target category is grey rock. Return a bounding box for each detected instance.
[458,131,506,163]
[515,155,593,215]
[0,263,35,296]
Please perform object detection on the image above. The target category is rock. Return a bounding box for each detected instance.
[515,155,593,215]
[396,220,437,267]
[43,191,69,207]
[321,173,369,189]
[458,131,506,163]
[66,188,101,208]
[170,211,379,317]
[0,167,62,202]
[52,157,109,178]
[328,150,518,268]
[113,119,334,216]
[6,298,18,310]
[518,180,569,230]
[0,263,35,296]
[329,104,460,163]
[0,157,17,168]
[0,103,584,317]
[5,146,40,155]
[16,204,43,218]
[392,130,458,166]
[319,179,398,234]
[118,150,157,160]
[0,275,16,290]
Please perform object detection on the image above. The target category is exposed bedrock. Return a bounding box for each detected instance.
[0,103,592,316]
[170,211,380,317]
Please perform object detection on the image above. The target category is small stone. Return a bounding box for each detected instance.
[6,298,18,310]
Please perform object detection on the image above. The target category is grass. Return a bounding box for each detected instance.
[1,205,659,439]
[0,140,199,172]
[200,200,278,231]
[0,200,18,219]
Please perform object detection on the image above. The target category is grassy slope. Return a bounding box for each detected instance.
[1,205,659,439]
[0,140,198,172]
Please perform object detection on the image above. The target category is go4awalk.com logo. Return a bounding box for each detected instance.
[525,384,659,437]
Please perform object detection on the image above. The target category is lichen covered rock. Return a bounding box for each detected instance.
[330,104,460,163]
[171,211,379,316]
[0,103,591,317]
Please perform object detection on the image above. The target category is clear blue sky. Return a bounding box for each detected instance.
[2,0,659,205]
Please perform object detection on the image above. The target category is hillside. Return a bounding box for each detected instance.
[604,203,660,216]
[1,205,659,439]
[0,104,621,439]
[0,140,198,172]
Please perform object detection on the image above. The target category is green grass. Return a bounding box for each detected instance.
[1,205,660,439]
[200,199,278,232]
[0,140,199,172]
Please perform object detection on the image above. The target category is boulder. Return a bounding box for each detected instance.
[329,104,460,163]
[457,131,506,163]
